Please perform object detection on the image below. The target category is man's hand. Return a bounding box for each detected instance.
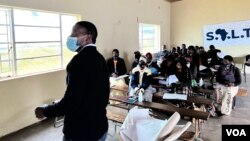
[35,107,45,119]
[134,87,139,95]
[139,88,144,94]
[228,83,235,87]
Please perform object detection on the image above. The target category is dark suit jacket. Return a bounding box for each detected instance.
[44,46,110,140]
[106,57,127,76]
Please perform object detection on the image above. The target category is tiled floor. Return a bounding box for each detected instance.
[0,74,249,141]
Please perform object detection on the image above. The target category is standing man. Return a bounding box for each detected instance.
[106,49,127,77]
[35,21,110,141]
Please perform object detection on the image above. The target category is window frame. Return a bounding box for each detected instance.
[139,23,161,54]
[0,6,80,79]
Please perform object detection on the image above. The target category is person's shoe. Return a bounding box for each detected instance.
[207,105,217,117]
[216,111,224,117]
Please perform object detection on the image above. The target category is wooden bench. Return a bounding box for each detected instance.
[110,95,209,120]
[106,110,126,136]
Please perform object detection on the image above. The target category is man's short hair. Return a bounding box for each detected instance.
[134,51,141,60]
[76,21,98,43]
[224,55,233,62]
[209,45,215,50]
[113,49,119,54]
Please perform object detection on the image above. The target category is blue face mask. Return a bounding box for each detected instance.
[66,37,79,52]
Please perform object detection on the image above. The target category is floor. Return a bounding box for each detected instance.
[0,74,249,141]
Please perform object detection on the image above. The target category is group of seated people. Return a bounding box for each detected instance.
[107,44,242,116]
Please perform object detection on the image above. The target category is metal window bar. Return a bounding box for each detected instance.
[0,6,78,78]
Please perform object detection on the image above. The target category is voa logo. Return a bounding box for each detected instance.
[206,28,250,41]
[226,129,246,136]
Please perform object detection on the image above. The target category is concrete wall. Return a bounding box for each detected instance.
[171,0,250,57]
[0,70,65,137]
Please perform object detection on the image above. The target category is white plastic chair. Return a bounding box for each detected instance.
[164,121,192,141]
[155,112,181,141]
[118,110,181,141]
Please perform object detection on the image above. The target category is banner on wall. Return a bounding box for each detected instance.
[203,20,250,48]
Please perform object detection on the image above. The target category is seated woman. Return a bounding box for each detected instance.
[185,45,200,82]
[158,55,176,86]
[160,54,176,77]
[174,58,192,87]
[215,55,241,115]
[163,58,192,94]
[129,56,156,102]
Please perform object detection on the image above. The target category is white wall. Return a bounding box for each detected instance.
[0,0,171,137]
[0,70,66,137]
[171,0,250,57]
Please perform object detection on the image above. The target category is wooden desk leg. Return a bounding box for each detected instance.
[195,119,199,138]
[195,118,204,139]
[195,105,205,139]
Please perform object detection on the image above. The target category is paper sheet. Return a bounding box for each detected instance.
[153,76,166,80]
[163,93,187,100]
[110,74,129,80]
[199,65,207,71]
[166,75,179,85]
[210,67,217,72]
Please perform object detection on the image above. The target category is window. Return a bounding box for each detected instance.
[139,23,160,54]
[0,6,79,78]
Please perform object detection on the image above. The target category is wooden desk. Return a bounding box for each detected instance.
[153,92,213,105]
[110,95,210,120]
[110,95,209,138]
[190,86,215,99]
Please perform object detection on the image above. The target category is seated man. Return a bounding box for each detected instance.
[130,51,141,73]
[146,52,160,76]
[214,55,241,116]
[155,44,169,65]
[106,49,127,78]
[129,56,156,102]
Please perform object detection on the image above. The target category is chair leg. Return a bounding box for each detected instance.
[232,97,236,109]
[244,65,246,83]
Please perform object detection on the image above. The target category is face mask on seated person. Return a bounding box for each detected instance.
[66,37,80,52]
[113,55,118,60]
[139,62,146,69]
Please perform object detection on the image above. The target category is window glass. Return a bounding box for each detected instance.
[13,9,59,27]
[15,26,60,42]
[61,15,78,67]
[15,43,60,59]
[139,23,160,54]
[16,56,61,75]
[0,6,79,79]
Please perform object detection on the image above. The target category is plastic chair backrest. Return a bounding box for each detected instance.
[246,54,250,62]
[164,121,192,141]
[156,112,180,141]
